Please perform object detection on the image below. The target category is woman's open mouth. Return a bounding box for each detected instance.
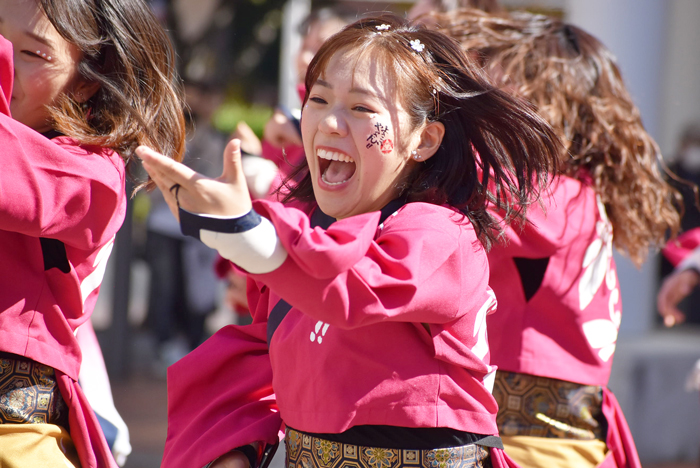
[318,148,356,186]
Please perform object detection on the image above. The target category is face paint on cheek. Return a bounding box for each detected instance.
[380,139,394,154]
[366,122,390,150]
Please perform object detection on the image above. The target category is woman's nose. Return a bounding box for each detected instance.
[319,110,347,136]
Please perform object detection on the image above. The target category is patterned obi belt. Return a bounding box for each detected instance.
[493,371,606,441]
[285,428,494,468]
[0,352,69,429]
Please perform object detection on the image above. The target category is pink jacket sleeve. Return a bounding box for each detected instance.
[163,318,282,468]
[0,123,125,248]
[662,227,700,267]
[0,34,12,116]
[251,200,488,329]
[599,387,642,468]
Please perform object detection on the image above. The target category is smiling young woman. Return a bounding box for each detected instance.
[0,0,89,132]
[137,14,561,468]
[300,49,445,219]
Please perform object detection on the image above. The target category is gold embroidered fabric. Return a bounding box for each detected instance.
[0,354,68,429]
[493,371,605,440]
[285,428,492,468]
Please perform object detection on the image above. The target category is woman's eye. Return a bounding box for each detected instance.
[309,96,327,105]
[353,105,374,113]
[22,50,49,60]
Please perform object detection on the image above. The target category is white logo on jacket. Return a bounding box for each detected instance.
[310,321,330,344]
[579,197,620,362]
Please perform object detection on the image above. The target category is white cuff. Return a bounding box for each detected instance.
[200,215,288,274]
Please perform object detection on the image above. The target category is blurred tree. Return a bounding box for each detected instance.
[151,0,286,105]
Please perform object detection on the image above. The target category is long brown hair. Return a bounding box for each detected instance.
[40,0,186,188]
[282,14,560,248]
[438,9,682,264]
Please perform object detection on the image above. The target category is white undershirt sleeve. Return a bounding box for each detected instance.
[180,208,288,274]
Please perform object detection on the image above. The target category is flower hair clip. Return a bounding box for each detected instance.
[409,39,425,53]
[376,24,391,31]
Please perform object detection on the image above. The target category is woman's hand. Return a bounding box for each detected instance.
[232,121,263,156]
[209,450,251,468]
[264,108,302,149]
[137,138,253,220]
[656,268,699,327]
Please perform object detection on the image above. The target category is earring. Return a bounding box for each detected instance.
[411,150,421,161]
[76,92,89,111]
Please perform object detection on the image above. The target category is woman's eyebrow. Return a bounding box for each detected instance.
[0,15,54,50]
[25,30,56,49]
[313,79,382,100]
[349,86,378,97]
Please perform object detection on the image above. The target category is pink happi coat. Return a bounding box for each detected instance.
[486,174,641,468]
[165,200,521,468]
[0,34,124,468]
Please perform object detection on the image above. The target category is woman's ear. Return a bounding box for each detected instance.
[73,79,101,103]
[415,121,445,161]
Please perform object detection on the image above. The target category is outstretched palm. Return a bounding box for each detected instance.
[137,138,253,220]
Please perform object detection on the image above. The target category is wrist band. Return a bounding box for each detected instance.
[179,207,262,240]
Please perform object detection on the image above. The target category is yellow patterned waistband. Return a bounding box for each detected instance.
[0,354,68,428]
[493,371,605,440]
[285,428,492,468]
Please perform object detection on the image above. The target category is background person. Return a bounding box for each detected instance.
[0,0,185,466]
[438,9,682,468]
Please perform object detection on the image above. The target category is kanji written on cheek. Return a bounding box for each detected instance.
[366,122,389,150]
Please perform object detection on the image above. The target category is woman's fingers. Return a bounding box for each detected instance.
[137,145,200,217]
[137,144,253,218]
[656,269,697,327]
[137,145,198,185]
[222,139,243,182]
[219,138,253,213]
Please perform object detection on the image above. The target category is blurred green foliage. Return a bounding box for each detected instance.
[212,100,274,137]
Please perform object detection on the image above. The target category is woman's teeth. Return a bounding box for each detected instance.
[322,175,347,185]
[318,148,354,163]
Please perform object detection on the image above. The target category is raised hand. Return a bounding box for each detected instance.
[137,138,253,220]
[656,268,699,327]
[263,107,302,149]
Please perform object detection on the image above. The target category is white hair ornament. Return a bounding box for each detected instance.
[409,39,425,53]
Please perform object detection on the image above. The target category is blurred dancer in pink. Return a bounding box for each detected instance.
[439,9,682,468]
